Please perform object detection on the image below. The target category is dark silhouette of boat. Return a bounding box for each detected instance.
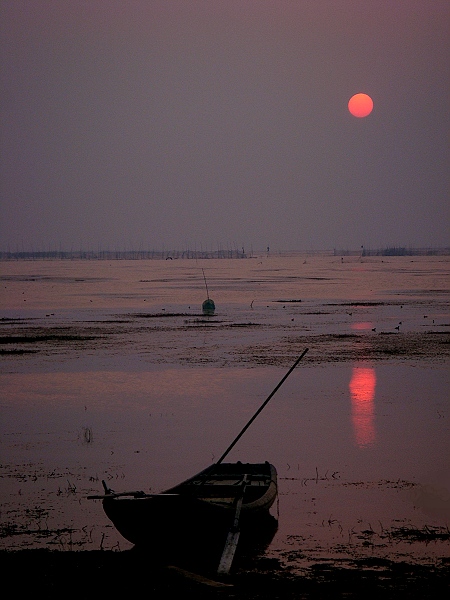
[202,297,215,315]
[88,349,308,574]
[96,461,277,573]
[201,268,215,315]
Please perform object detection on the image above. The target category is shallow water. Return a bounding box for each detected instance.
[1,255,449,571]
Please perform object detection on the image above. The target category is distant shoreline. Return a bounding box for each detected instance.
[1,246,449,261]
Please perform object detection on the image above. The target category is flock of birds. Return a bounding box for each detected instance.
[345,312,435,333]
[257,300,437,334]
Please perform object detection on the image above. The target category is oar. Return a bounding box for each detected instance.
[216,348,309,464]
[86,479,179,500]
[87,492,180,500]
[217,475,249,575]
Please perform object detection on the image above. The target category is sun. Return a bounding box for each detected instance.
[348,93,373,118]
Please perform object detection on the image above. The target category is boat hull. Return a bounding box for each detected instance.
[102,462,277,564]
[202,298,215,315]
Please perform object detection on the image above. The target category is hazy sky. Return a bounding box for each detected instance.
[1,1,449,253]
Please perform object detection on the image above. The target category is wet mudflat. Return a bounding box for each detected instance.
[1,548,449,598]
[1,255,449,595]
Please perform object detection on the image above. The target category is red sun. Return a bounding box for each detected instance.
[348,93,374,118]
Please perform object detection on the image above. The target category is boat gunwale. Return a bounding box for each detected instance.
[102,462,277,513]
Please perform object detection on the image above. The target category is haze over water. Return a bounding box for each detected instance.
[1,254,449,570]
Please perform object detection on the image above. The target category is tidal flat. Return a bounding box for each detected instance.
[1,254,449,595]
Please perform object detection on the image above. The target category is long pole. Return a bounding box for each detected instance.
[202,268,210,299]
[217,348,309,464]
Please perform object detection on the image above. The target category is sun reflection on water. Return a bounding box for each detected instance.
[349,365,377,448]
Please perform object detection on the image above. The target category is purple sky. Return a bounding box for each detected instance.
[1,1,449,253]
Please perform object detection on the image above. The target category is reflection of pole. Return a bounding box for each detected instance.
[217,348,309,464]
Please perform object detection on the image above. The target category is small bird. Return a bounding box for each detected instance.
[395,325,400,331]
[372,327,376,332]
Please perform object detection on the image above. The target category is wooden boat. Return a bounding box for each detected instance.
[88,349,308,574]
[202,297,215,315]
[201,268,215,315]
[96,461,277,571]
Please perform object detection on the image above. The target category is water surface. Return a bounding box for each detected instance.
[1,255,449,570]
